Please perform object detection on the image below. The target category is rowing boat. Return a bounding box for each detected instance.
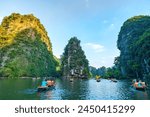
[111,79,117,82]
[96,79,101,82]
[133,82,146,91]
[37,83,55,92]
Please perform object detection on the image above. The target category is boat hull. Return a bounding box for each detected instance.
[96,79,101,82]
[135,87,146,91]
[111,80,117,82]
[37,86,48,92]
[37,85,54,92]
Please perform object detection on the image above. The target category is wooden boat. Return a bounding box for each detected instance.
[37,80,55,92]
[37,85,55,92]
[133,82,146,91]
[111,79,117,82]
[96,79,101,82]
[37,86,49,92]
[95,75,101,82]
[70,78,74,82]
[135,86,146,91]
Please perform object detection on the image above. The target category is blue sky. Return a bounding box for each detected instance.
[0,0,150,68]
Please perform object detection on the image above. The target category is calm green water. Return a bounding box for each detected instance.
[0,78,150,100]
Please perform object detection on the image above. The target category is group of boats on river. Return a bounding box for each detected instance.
[37,76,148,92]
[95,75,118,83]
[95,75,148,91]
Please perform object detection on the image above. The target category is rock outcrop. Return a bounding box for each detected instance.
[0,13,57,77]
[117,15,150,79]
[61,37,90,78]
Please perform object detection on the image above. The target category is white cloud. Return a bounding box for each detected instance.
[83,43,104,53]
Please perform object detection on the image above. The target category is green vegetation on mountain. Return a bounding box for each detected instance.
[89,66,106,77]
[1,13,149,80]
[0,13,52,51]
[117,15,150,79]
[0,13,58,78]
[89,66,121,79]
[61,37,90,78]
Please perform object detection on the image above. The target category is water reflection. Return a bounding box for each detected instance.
[59,79,89,100]
[133,90,149,100]
[0,78,150,100]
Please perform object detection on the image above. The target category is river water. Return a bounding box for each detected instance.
[0,78,150,100]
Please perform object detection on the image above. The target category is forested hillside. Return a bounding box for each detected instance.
[0,13,58,77]
[117,15,150,79]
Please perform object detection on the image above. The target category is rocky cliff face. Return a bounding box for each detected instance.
[117,15,150,79]
[0,13,57,77]
[61,37,90,78]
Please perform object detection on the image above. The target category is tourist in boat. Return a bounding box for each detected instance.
[47,80,52,86]
[133,79,138,87]
[138,80,142,87]
[51,80,55,85]
[41,79,47,87]
[134,79,146,88]
[47,80,55,86]
[96,75,100,79]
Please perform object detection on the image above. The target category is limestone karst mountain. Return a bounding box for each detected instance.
[0,13,58,77]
